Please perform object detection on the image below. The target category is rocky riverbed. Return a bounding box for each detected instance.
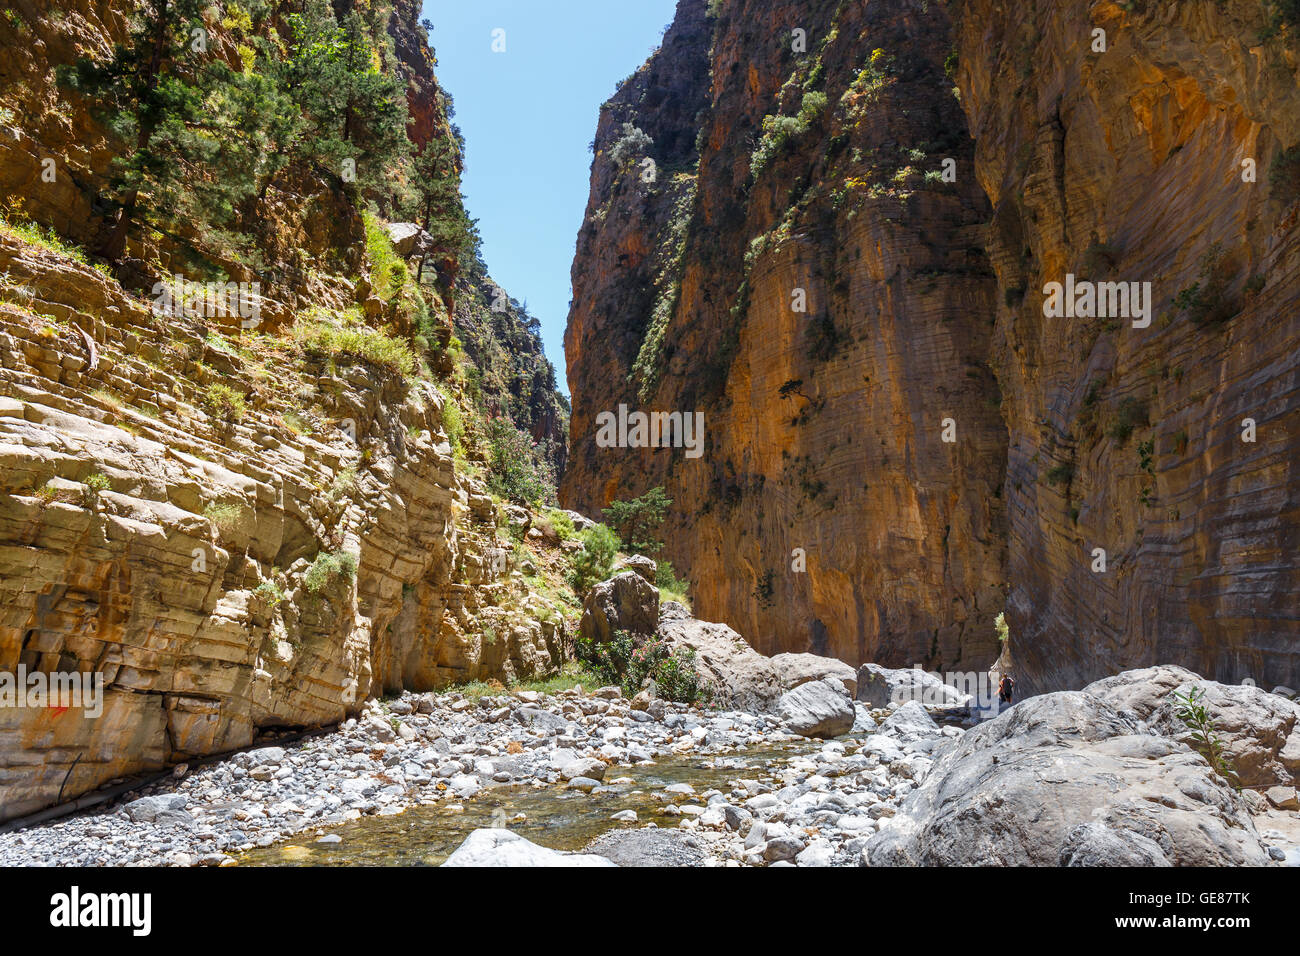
[1,664,1297,868]
[0,681,914,867]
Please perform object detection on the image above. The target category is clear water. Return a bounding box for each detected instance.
[236,743,814,866]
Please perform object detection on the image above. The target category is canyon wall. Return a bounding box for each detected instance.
[564,0,1299,692]
[564,0,1009,671]
[952,0,1299,693]
[0,1,572,820]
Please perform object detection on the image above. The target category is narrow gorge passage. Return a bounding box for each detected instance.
[0,0,1296,906]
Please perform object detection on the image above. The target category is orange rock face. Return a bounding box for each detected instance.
[952,0,1299,693]
[564,0,1008,672]
[564,0,1300,693]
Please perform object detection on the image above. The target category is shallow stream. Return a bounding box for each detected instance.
[237,742,814,866]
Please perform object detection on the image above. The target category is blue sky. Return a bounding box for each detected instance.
[422,0,681,396]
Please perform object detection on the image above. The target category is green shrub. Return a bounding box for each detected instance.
[1270,144,1300,206]
[655,645,705,704]
[576,630,706,703]
[568,523,619,595]
[1106,397,1149,444]
[484,416,557,505]
[1045,462,1075,486]
[750,91,827,178]
[0,212,95,266]
[608,122,654,168]
[202,383,246,422]
[254,578,286,606]
[1172,243,1236,327]
[84,472,112,496]
[363,210,408,301]
[304,549,357,592]
[655,559,690,607]
[439,390,465,455]
[327,465,358,501]
[292,321,415,376]
[203,501,243,532]
[539,508,576,541]
[1171,687,1239,786]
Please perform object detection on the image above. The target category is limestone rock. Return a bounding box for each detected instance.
[655,602,782,712]
[1084,665,1300,789]
[577,570,660,646]
[616,554,657,583]
[776,677,856,739]
[770,653,857,697]
[866,690,1269,866]
[856,663,972,711]
[560,0,1005,674]
[441,828,617,867]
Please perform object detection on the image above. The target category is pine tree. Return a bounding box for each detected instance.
[283,0,411,190]
[58,0,217,260]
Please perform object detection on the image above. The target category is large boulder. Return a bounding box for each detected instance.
[856,663,971,710]
[776,677,855,738]
[656,603,784,712]
[878,700,942,743]
[771,653,858,697]
[866,690,1269,866]
[578,571,660,646]
[1084,665,1300,790]
[442,829,617,867]
[616,554,657,583]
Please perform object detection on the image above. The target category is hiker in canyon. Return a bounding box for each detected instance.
[998,674,1016,706]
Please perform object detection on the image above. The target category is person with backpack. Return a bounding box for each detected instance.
[997,673,1016,705]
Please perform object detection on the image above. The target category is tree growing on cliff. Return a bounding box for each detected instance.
[603,486,672,556]
[283,0,411,191]
[58,0,225,260]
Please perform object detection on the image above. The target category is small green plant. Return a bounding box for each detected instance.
[292,321,415,376]
[1106,397,1149,444]
[254,578,286,607]
[750,90,827,178]
[1172,242,1236,327]
[203,501,242,532]
[538,508,576,542]
[608,122,654,168]
[363,211,409,301]
[327,465,358,501]
[0,211,95,266]
[994,611,1010,644]
[202,383,246,423]
[304,549,358,593]
[84,473,111,495]
[656,560,691,608]
[1171,687,1240,787]
[1269,143,1300,205]
[1045,462,1075,486]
